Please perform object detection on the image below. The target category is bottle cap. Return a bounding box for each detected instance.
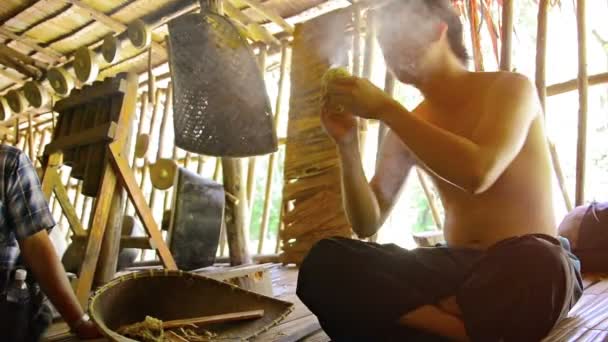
[15,269,27,281]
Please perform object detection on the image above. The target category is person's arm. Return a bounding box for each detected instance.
[339,130,415,238]
[18,231,86,329]
[322,93,417,238]
[7,151,99,339]
[381,74,539,194]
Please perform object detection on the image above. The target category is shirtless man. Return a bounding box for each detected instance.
[296,1,582,341]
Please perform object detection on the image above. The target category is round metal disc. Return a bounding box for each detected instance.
[101,34,120,63]
[127,19,151,50]
[24,81,50,108]
[74,47,99,84]
[48,67,75,97]
[150,158,178,190]
[0,97,11,121]
[134,133,150,158]
[6,89,27,113]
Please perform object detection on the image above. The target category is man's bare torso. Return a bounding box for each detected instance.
[411,72,556,249]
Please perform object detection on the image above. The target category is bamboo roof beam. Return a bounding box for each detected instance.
[575,0,588,206]
[0,27,64,63]
[0,44,47,78]
[235,0,295,34]
[0,67,26,84]
[55,0,165,51]
[222,1,280,45]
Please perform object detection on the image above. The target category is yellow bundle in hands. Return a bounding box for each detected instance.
[322,67,351,93]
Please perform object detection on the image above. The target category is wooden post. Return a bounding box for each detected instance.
[575,0,588,206]
[222,158,252,265]
[258,42,289,254]
[500,0,514,71]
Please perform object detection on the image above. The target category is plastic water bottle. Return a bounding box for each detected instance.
[5,269,30,341]
[6,269,29,304]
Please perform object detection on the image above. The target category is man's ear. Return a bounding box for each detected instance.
[435,21,448,42]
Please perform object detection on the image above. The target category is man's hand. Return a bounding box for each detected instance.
[73,320,102,340]
[324,76,396,120]
[320,104,358,146]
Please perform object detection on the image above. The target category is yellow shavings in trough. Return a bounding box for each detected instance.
[117,316,164,342]
[117,316,217,342]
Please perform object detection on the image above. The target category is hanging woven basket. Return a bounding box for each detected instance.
[167,9,277,157]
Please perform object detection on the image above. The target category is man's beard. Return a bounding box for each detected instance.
[391,59,421,85]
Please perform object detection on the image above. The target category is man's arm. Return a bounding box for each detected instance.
[6,151,99,338]
[19,230,85,328]
[338,129,415,238]
[381,74,539,194]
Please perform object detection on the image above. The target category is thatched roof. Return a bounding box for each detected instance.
[0,0,352,95]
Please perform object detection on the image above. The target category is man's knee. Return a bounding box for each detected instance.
[297,237,353,302]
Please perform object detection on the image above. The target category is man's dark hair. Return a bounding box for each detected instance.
[405,0,469,65]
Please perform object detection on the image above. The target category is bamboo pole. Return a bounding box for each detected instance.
[183,152,191,169]
[468,0,484,71]
[535,0,549,109]
[575,0,588,206]
[222,158,252,265]
[196,155,205,174]
[547,73,608,96]
[258,42,289,254]
[163,146,178,212]
[246,48,268,216]
[358,11,375,163]
[533,0,573,212]
[150,85,172,213]
[352,5,362,77]
[499,0,514,71]
[27,113,35,162]
[274,203,285,254]
[141,89,163,191]
[35,129,48,168]
[125,93,149,216]
[416,169,442,230]
[480,0,500,65]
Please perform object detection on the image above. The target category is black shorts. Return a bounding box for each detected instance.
[297,234,582,342]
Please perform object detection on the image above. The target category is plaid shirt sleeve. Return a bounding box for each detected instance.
[5,150,55,241]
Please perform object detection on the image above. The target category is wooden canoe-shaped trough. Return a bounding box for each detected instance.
[89,270,294,341]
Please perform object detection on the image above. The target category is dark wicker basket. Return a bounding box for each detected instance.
[167,10,277,157]
[89,270,293,341]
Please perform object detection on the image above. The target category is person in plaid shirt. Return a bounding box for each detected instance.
[0,145,99,340]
